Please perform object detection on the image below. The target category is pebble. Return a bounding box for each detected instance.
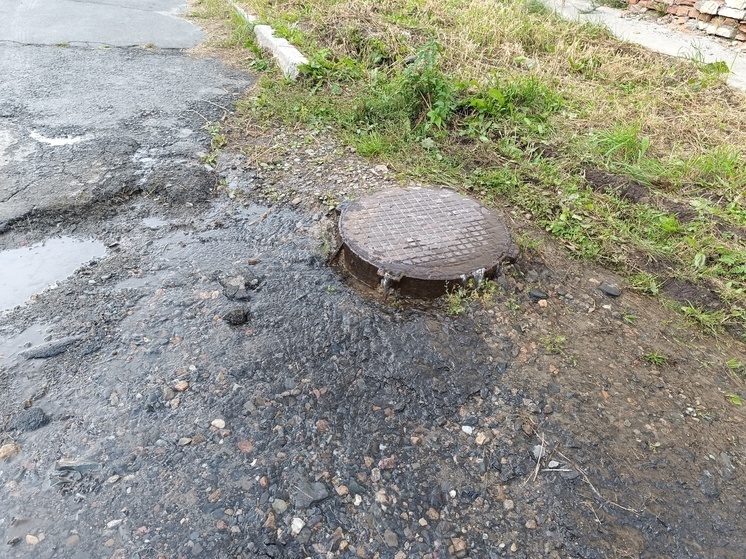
[532,444,546,461]
[222,307,249,325]
[25,535,39,546]
[370,468,381,482]
[107,475,120,484]
[292,479,329,508]
[8,407,50,432]
[271,499,288,513]
[548,460,560,469]
[599,281,621,297]
[503,499,515,511]
[65,534,80,548]
[174,380,189,392]
[291,517,305,536]
[475,432,488,445]
[106,519,123,529]
[525,519,538,529]
[177,437,192,446]
[461,425,474,435]
[335,485,349,496]
[0,443,21,460]
[383,529,399,547]
[211,418,226,429]
[529,288,548,300]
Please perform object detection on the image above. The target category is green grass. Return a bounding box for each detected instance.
[207,0,746,338]
[642,351,669,366]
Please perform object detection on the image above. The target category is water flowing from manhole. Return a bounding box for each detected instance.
[0,237,106,311]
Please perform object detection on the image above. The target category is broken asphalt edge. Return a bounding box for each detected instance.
[227,0,308,80]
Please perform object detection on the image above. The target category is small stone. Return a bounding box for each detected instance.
[538,299,548,308]
[8,407,50,432]
[107,475,120,484]
[548,460,560,469]
[174,380,189,392]
[426,507,440,520]
[291,517,305,536]
[461,425,474,435]
[370,468,381,482]
[379,455,396,470]
[25,535,39,546]
[598,281,621,297]
[418,518,428,526]
[529,288,548,300]
[354,494,362,506]
[291,479,329,508]
[106,519,123,529]
[271,499,288,513]
[222,307,249,326]
[525,519,537,529]
[451,536,467,553]
[384,529,399,548]
[0,443,21,460]
[503,499,515,511]
[335,485,349,496]
[177,437,192,446]
[65,534,80,548]
[291,197,302,205]
[394,552,407,559]
[532,444,546,461]
[475,432,489,445]
[510,542,518,552]
[211,418,226,429]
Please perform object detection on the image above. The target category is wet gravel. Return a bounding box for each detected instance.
[0,131,745,559]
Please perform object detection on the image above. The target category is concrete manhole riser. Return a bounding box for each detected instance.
[338,187,518,297]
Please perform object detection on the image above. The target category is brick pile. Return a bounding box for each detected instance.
[628,0,746,40]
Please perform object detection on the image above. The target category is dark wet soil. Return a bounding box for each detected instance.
[1,141,745,558]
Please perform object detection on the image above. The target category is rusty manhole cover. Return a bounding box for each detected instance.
[339,187,517,297]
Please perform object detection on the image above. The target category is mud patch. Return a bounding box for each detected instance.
[661,277,723,310]
[584,166,650,203]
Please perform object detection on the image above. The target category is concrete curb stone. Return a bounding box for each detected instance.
[227,0,308,79]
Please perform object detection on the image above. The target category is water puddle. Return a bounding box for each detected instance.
[142,216,169,229]
[0,323,52,367]
[29,131,93,146]
[0,237,107,311]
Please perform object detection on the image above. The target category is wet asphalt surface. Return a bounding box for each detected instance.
[0,0,248,226]
[2,2,746,558]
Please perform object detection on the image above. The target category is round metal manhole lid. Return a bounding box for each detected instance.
[339,187,515,291]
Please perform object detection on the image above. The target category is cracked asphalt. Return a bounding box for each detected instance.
[0,0,250,226]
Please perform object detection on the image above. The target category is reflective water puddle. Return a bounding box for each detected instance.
[0,236,107,311]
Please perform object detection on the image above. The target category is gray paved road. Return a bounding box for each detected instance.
[0,0,251,225]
